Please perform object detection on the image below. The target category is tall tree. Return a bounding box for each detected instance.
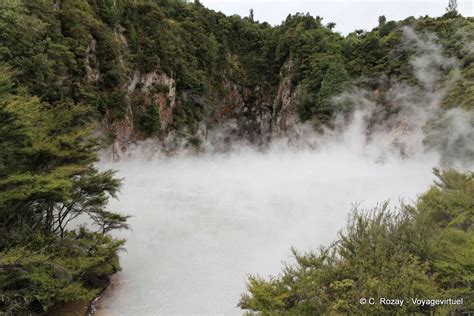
[446,0,458,13]
[378,15,386,25]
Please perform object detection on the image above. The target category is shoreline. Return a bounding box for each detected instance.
[46,273,121,316]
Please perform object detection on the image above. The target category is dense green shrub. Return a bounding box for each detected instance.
[136,105,161,136]
[0,69,129,314]
[239,170,474,315]
[0,229,124,314]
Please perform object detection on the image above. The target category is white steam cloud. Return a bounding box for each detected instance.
[329,26,473,167]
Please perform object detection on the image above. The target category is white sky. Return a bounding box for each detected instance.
[201,0,474,34]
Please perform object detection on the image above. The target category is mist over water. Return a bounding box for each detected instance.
[95,129,444,315]
[94,27,473,315]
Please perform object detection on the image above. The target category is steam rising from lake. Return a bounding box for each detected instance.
[95,131,445,315]
[95,27,473,315]
[96,108,471,315]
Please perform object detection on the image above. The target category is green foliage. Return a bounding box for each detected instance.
[295,61,350,122]
[107,89,127,119]
[0,69,129,314]
[0,1,472,314]
[444,63,474,110]
[317,62,350,119]
[136,105,161,136]
[1,0,472,134]
[240,170,474,315]
[0,229,124,314]
[294,83,315,122]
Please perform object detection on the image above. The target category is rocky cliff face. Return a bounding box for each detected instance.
[92,29,300,158]
[272,59,298,137]
[104,69,177,159]
[214,79,274,145]
[199,59,300,149]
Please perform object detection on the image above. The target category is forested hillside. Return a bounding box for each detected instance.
[0,0,472,157]
[0,0,473,315]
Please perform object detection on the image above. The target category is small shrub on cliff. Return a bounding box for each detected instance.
[136,105,161,136]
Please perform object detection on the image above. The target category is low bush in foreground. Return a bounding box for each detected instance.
[239,169,474,315]
[0,229,124,314]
